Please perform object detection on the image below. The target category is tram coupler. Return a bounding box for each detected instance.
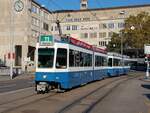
[36,82,49,93]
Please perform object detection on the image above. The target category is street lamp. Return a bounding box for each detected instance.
[119,11,125,66]
[130,26,135,30]
[10,0,15,79]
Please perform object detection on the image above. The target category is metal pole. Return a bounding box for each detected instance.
[10,0,14,79]
[120,33,123,66]
[146,58,149,78]
[146,61,149,78]
[119,11,125,67]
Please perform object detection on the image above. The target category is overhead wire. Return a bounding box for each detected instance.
[46,0,118,39]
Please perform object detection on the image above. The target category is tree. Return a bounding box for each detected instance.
[106,33,121,53]
[107,12,150,57]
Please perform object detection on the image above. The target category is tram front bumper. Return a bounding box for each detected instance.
[37,82,48,92]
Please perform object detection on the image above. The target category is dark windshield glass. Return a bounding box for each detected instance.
[38,48,54,68]
[56,48,67,69]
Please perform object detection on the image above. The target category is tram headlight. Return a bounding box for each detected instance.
[43,75,47,79]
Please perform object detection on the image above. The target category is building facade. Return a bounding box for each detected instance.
[0,0,51,71]
[80,0,88,10]
[0,0,150,71]
[50,4,150,48]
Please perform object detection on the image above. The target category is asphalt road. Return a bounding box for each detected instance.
[0,79,34,93]
[90,77,150,113]
[0,72,150,113]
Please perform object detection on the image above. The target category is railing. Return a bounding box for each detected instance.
[0,67,22,76]
[0,67,10,75]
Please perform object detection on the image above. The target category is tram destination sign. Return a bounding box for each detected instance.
[39,35,53,46]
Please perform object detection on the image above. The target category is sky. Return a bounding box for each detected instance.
[36,0,150,11]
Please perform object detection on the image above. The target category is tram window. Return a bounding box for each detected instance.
[38,48,54,68]
[101,57,107,66]
[56,48,67,69]
[84,53,92,67]
[95,56,106,67]
[69,49,75,67]
[103,57,107,66]
[80,52,84,67]
[75,51,80,67]
[114,59,121,66]
[124,60,130,66]
[69,49,92,67]
[108,58,112,67]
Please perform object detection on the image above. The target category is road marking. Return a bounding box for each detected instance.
[0,84,16,88]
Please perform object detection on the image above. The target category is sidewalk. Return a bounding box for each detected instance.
[0,72,35,82]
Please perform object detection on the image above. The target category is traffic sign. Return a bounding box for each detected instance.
[39,35,54,45]
[144,44,150,54]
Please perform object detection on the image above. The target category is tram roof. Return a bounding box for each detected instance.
[55,35,107,54]
[108,52,130,58]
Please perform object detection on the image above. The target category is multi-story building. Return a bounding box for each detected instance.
[0,0,150,72]
[0,0,52,71]
[50,4,150,48]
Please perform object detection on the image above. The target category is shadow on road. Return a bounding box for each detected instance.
[144,94,150,100]
[141,84,150,90]
[141,84,150,100]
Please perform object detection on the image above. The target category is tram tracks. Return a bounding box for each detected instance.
[57,75,139,113]
[0,90,58,113]
[0,76,124,113]
[0,75,140,113]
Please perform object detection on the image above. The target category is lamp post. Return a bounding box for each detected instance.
[119,11,125,66]
[10,0,15,79]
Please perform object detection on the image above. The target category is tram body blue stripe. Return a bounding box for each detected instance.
[35,69,108,89]
[107,67,130,76]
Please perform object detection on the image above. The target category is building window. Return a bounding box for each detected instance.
[32,17,40,26]
[118,22,125,28]
[90,32,97,38]
[99,32,106,38]
[55,26,58,31]
[31,5,39,14]
[108,32,113,37]
[99,41,107,46]
[72,25,78,30]
[99,23,107,29]
[108,23,114,29]
[44,12,49,20]
[74,18,81,22]
[43,22,49,31]
[51,26,53,31]
[66,18,73,22]
[81,4,86,7]
[83,18,90,21]
[66,26,71,30]
[81,33,88,38]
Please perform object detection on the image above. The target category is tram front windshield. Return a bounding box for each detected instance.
[38,48,54,68]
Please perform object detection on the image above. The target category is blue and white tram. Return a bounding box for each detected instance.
[94,47,108,80]
[107,52,131,76]
[35,35,107,93]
